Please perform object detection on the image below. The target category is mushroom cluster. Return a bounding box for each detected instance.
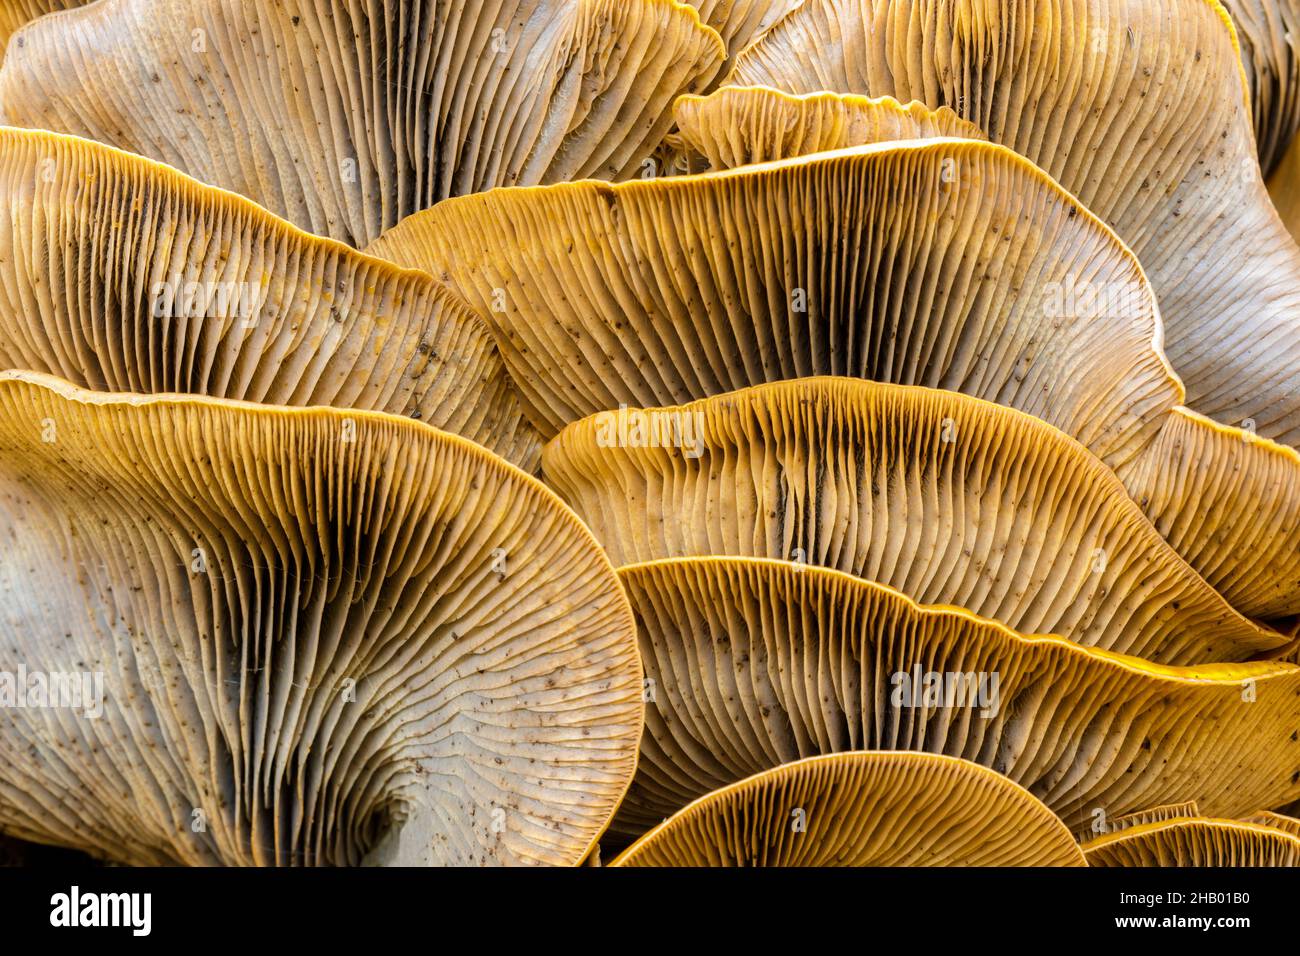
[0,0,1297,868]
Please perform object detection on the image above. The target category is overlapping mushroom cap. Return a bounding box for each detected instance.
[1113,408,1300,619]
[1241,809,1300,836]
[718,0,1300,449]
[0,126,541,470]
[0,0,1293,876]
[672,87,987,168]
[610,751,1087,866]
[612,556,1300,838]
[682,0,803,70]
[0,0,726,246]
[367,140,1179,470]
[1083,805,1300,865]
[367,137,1300,619]
[543,377,1283,664]
[1255,0,1300,240]
[0,371,642,865]
[1222,0,1300,175]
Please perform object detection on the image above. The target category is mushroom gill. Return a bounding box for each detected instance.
[609,752,1087,866]
[0,0,726,246]
[0,1,83,54]
[367,122,1300,621]
[367,140,1179,471]
[541,378,1285,664]
[611,556,1300,838]
[1222,0,1300,175]
[0,371,642,865]
[1240,809,1300,836]
[721,0,1300,450]
[682,0,804,71]
[672,87,988,169]
[1083,812,1300,865]
[1112,407,1300,620]
[0,126,541,471]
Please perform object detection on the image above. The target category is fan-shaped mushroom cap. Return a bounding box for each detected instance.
[1246,0,1300,238]
[1240,809,1300,836]
[612,556,1300,838]
[0,127,540,471]
[368,140,1180,473]
[1223,0,1300,175]
[370,138,1300,618]
[542,378,1284,664]
[1083,814,1300,865]
[0,371,642,866]
[1114,407,1300,619]
[0,2,82,53]
[722,0,1300,449]
[671,87,987,168]
[0,0,725,247]
[1103,801,1206,832]
[609,751,1087,866]
[683,1,803,69]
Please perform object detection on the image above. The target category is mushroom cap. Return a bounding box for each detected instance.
[0,370,642,865]
[0,126,541,470]
[543,377,1283,664]
[672,86,988,168]
[612,556,1300,837]
[1240,809,1300,837]
[1222,0,1300,175]
[723,0,1300,449]
[369,136,1300,619]
[1115,406,1300,619]
[1103,801,1207,833]
[0,0,726,246]
[609,751,1088,866]
[682,0,804,71]
[1083,814,1300,865]
[368,139,1181,473]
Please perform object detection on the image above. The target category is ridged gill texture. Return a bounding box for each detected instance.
[542,378,1284,665]
[673,87,988,168]
[612,557,1300,836]
[684,0,803,70]
[368,140,1181,473]
[0,0,726,246]
[1115,407,1300,619]
[0,371,642,866]
[369,136,1300,619]
[1083,815,1300,865]
[0,126,541,470]
[724,0,1300,449]
[1223,0,1300,175]
[0,1,83,51]
[610,752,1088,866]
